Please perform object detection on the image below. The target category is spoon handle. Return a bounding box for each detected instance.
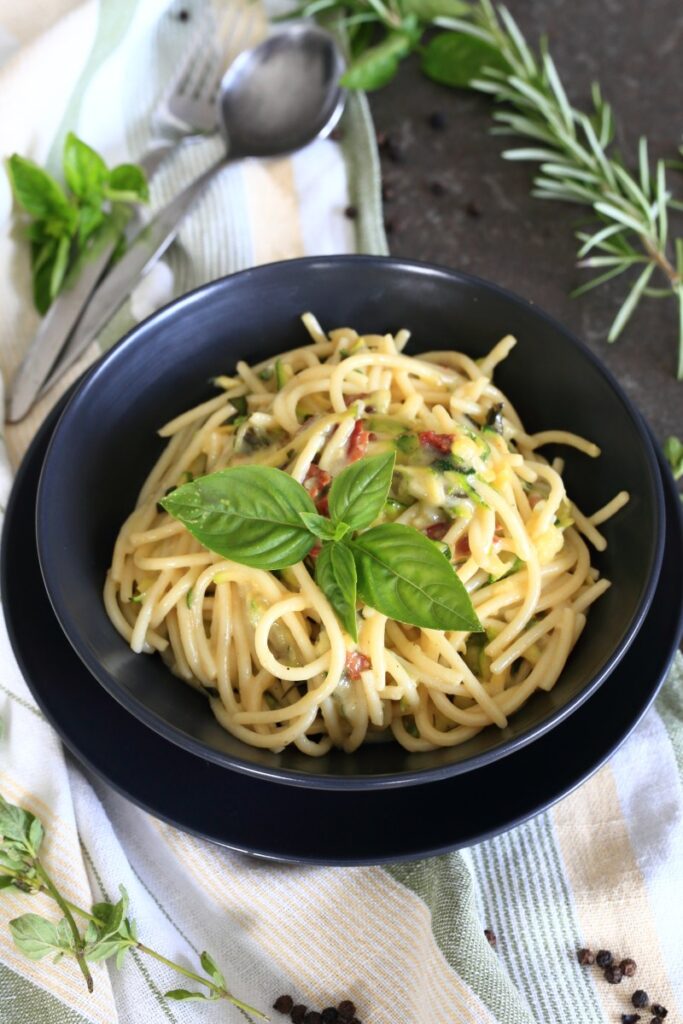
[38,153,227,396]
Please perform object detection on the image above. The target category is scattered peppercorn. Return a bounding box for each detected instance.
[338,1002,356,1020]
[605,965,623,984]
[621,959,637,977]
[330,127,344,142]
[428,179,446,197]
[650,1019,663,1024]
[291,1006,307,1024]
[651,1005,668,1019]
[381,137,404,163]
[177,8,189,20]
[304,1013,322,1024]
[577,948,595,965]
[621,1016,641,1024]
[428,110,447,131]
[274,995,294,1013]
[384,218,396,235]
[632,992,649,1009]
[596,949,613,967]
[321,1010,339,1023]
[484,928,497,948]
[464,199,482,218]
[344,205,358,220]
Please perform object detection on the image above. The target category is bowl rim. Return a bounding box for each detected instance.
[35,254,667,789]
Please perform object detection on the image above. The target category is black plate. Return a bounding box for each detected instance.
[3,397,682,864]
[35,257,665,789]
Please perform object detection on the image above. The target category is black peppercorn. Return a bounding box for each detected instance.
[344,205,358,220]
[177,8,189,21]
[651,1005,668,1019]
[382,138,404,163]
[484,928,497,948]
[427,111,447,131]
[604,965,623,984]
[338,1002,356,1021]
[304,1013,322,1024]
[428,179,446,197]
[274,995,294,1013]
[632,992,649,1009]
[330,127,344,142]
[596,949,613,967]
[321,1010,339,1023]
[577,948,595,965]
[291,1006,307,1024]
[621,1016,641,1024]
[621,959,637,977]
[464,199,481,218]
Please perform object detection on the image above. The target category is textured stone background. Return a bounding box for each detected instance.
[367,0,683,450]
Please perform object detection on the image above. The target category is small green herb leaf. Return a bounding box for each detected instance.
[200,950,225,987]
[664,435,683,479]
[351,523,482,631]
[165,989,211,1002]
[402,0,470,17]
[106,163,149,203]
[299,511,346,541]
[6,155,73,223]
[315,542,358,641]
[341,31,414,91]
[329,451,395,531]
[161,467,317,569]
[63,132,108,202]
[0,794,37,850]
[10,914,73,960]
[0,875,15,890]
[422,31,508,89]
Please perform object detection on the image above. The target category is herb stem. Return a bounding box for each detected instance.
[640,234,682,287]
[136,943,268,1020]
[33,860,94,993]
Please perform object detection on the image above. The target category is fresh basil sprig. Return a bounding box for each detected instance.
[6,132,148,314]
[162,451,482,638]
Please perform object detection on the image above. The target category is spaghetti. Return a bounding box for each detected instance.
[105,317,628,756]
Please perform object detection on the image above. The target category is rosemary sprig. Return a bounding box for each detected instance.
[436,1,683,376]
[290,0,683,377]
[0,793,266,1020]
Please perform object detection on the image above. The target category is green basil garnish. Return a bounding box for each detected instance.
[328,450,395,531]
[160,466,317,569]
[315,542,359,641]
[350,523,482,632]
[161,454,482,635]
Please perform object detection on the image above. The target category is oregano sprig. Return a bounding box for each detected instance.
[0,794,266,1020]
[161,451,482,638]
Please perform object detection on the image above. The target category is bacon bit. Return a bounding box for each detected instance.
[348,419,370,462]
[345,651,371,679]
[419,431,453,453]
[305,463,331,499]
[316,495,329,516]
[309,545,321,561]
[455,534,471,558]
[425,521,450,541]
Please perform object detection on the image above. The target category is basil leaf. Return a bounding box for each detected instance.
[341,31,415,91]
[107,163,149,203]
[161,466,317,570]
[315,542,358,641]
[664,435,683,480]
[0,794,37,849]
[9,914,73,960]
[63,132,108,202]
[49,234,70,299]
[299,512,349,542]
[6,155,73,223]
[351,523,482,631]
[328,451,396,531]
[421,32,508,89]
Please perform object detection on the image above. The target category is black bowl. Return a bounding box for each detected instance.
[36,256,665,789]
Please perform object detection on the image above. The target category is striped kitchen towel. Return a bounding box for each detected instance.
[0,2,682,1023]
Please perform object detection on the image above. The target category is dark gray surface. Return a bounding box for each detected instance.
[367,0,683,448]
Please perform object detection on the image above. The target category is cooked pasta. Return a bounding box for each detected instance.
[105,316,629,756]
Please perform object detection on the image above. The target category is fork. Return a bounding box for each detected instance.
[8,2,258,423]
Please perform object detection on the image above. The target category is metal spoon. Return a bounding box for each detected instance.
[34,25,345,402]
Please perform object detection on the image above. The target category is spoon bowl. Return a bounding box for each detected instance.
[219,24,346,157]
